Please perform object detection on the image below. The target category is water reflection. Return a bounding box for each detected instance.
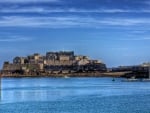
[0,76,1,101]
[0,75,1,101]
[1,77,150,104]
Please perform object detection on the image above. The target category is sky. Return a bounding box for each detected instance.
[1,0,150,68]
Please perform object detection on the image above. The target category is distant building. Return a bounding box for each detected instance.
[141,62,150,67]
[111,64,150,78]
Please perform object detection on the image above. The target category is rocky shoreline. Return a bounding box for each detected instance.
[0,72,129,78]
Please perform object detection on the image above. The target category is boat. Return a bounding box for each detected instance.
[112,78,115,81]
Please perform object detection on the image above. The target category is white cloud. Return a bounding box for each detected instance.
[0,16,149,28]
[119,37,150,41]
[1,7,150,13]
[143,0,150,5]
[0,7,143,13]
[130,30,148,34]
[110,47,129,50]
[0,0,59,3]
[103,18,150,26]
[0,36,32,42]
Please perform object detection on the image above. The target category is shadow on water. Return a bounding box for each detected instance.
[0,74,2,102]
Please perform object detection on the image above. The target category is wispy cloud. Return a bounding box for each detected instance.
[143,0,150,5]
[110,47,129,50]
[0,36,32,42]
[0,16,149,28]
[0,8,132,13]
[1,7,150,13]
[130,30,148,34]
[119,37,150,41]
[0,0,60,3]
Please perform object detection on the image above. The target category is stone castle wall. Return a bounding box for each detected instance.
[1,51,107,75]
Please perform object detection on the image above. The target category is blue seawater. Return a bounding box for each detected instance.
[0,77,150,113]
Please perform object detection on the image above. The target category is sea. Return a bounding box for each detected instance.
[0,77,150,113]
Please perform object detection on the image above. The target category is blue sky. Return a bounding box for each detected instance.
[1,0,150,68]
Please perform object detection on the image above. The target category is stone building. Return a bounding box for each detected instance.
[74,56,89,61]
[77,59,89,65]
[13,57,28,64]
[2,62,21,71]
[28,54,46,65]
[1,51,107,75]
[46,51,74,66]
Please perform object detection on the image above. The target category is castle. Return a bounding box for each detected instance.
[1,51,107,76]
